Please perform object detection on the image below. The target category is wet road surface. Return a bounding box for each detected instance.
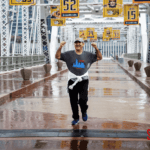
[0,59,150,149]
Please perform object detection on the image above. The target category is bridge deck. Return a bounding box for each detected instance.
[0,59,150,149]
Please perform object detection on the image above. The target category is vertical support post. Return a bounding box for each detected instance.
[37,1,42,55]
[13,6,19,56]
[50,26,58,63]
[32,13,38,55]
[111,41,112,57]
[60,27,62,52]
[28,6,36,55]
[120,42,121,56]
[89,42,91,53]
[118,42,119,57]
[114,42,116,57]
[119,42,120,56]
[101,41,102,56]
[121,42,122,56]
[108,42,109,57]
[40,0,51,64]
[113,41,114,57]
[103,42,104,57]
[8,6,15,56]
[22,6,29,56]
[147,14,150,63]
[123,42,124,54]
[64,27,66,52]
[0,0,9,56]
[103,42,105,57]
[106,42,107,57]
[105,42,106,57]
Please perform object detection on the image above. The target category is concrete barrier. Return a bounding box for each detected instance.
[128,60,134,67]
[43,64,52,74]
[144,66,150,77]
[57,60,63,69]
[20,68,32,80]
[134,62,142,71]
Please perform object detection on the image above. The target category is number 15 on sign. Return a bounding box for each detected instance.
[60,0,79,18]
[124,4,139,25]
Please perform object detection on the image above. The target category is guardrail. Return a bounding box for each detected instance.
[123,53,141,60]
[0,55,45,72]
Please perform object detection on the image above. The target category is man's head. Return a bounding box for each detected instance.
[74,38,84,52]
[106,30,110,35]
[109,0,117,8]
[56,11,60,17]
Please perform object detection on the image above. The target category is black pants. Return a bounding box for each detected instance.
[67,79,89,120]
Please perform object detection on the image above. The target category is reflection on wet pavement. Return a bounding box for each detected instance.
[116,58,150,97]
[0,138,150,150]
[0,63,66,96]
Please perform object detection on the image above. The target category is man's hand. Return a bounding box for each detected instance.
[91,42,97,49]
[60,41,66,48]
[55,41,66,60]
[91,42,102,61]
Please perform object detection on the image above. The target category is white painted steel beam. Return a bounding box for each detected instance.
[0,0,9,56]
[22,6,29,56]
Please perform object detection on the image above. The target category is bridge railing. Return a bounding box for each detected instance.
[123,53,141,60]
[0,55,45,72]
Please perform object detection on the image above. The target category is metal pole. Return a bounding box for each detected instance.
[40,0,51,64]
[13,6,19,56]
[32,11,38,55]
[108,42,109,57]
[117,42,119,57]
[37,0,42,55]
[123,42,124,54]
[8,6,15,56]
[22,6,29,56]
[101,41,102,56]
[103,42,105,57]
[29,6,36,55]
[113,41,114,57]
[0,0,9,56]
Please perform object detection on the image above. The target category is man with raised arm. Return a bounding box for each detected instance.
[55,38,102,125]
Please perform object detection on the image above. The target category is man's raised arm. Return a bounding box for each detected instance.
[55,41,66,59]
[91,42,102,60]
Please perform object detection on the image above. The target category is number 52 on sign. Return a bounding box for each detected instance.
[60,0,79,18]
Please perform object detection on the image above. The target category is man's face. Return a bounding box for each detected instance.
[74,41,84,51]
[56,11,60,17]
[106,30,110,35]
[109,0,116,7]
[88,30,93,36]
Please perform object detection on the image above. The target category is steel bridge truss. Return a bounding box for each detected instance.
[0,0,148,65]
[0,0,49,63]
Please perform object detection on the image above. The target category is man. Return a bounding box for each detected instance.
[55,38,102,125]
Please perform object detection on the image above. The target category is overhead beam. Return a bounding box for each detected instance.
[36,2,133,6]
[86,5,95,10]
